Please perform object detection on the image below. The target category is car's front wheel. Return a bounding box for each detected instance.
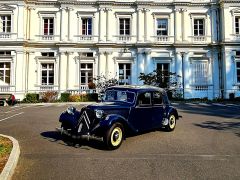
[165,114,176,131]
[105,123,124,150]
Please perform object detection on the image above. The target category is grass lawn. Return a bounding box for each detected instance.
[0,136,12,173]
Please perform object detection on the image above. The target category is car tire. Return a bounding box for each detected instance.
[165,114,176,132]
[105,123,124,150]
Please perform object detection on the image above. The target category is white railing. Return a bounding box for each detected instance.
[67,85,96,94]
[0,33,17,39]
[37,35,60,41]
[152,36,174,43]
[0,86,15,92]
[192,36,206,42]
[230,34,240,41]
[114,35,135,42]
[38,85,59,92]
[75,35,98,42]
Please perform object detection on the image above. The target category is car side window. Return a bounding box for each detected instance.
[153,91,163,105]
[138,92,151,106]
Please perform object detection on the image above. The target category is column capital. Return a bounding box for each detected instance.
[104,8,112,12]
[27,6,35,10]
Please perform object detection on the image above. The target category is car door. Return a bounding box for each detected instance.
[128,91,153,132]
[151,91,165,128]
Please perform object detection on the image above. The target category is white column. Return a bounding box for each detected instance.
[137,52,144,84]
[144,51,152,74]
[28,52,36,91]
[17,5,24,40]
[99,8,105,41]
[68,8,74,41]
[60,7,67,41]
[98,52,106,76]
[174,9,181,42]
[106,8,112,41]
[28,7,35,40]
[182,9,188,42]
[137,8,143,42]
[176,52,183,87]
[144,8,150,42]
[59,52,68,92]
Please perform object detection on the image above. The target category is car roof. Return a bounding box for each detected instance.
[106,85,165,93]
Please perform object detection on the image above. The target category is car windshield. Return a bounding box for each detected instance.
[104,90,135,103]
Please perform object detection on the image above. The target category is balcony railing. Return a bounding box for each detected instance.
[74,35,98,42]
[230,34,240,41]
[0,33,17,39]
[36,35,60,41]
[67,85,96,94]
[37,85,59,92]
[190,36,211,43]
[152,36,174,43]
[114,35,136,42]
[0,85,15,92]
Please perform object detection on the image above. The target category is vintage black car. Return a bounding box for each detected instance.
[57,85,180,149]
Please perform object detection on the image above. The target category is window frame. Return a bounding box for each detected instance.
[81,17,92,35]
[80,63,93,85]
[137,92,152,106]
[0,14,12,33]
[193,18,205,36]
[156,18,168,36]
[0,62,11,84]
[43,17,54,36]
[119,17,131,36]
[118,63,132,85]
[236,60,240,83]
[191,59,209,85]
[41,63,55,86]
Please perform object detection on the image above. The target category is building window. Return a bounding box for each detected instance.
[0,15,11,33]
[41,63,54,85]
[82,18,92,35]
[119,18,130,35]
[191,61,208,85]
[0,62,11,84]
[118,63,131,85]
[156,63,169,86]
[41,52,55,57]
[194,19,204,36]
[0,51,11,56]
[235,17,240,34]
[156,19,168,36]
[237,62,240,83]
[43,18,54,35]
[80,63,93,85]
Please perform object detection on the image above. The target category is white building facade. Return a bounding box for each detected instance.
[0,0,239,100]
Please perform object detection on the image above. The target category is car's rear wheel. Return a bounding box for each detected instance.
[105,123,124,150]
[165,114,176,131]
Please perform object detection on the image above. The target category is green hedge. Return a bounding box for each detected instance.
[60,92,71,102]
[24,93,39,103]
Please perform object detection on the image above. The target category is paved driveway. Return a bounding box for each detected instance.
[0,103,239,180]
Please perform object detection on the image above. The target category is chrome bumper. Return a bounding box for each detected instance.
[56,127,103,141]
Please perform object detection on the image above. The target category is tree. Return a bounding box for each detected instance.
[94,75,118,93]
[138,69,182,99]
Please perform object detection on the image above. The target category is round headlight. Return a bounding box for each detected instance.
[95,110,104,118]
[66,106,76,115]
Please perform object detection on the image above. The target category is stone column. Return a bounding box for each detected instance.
[99,8,105,41]
[182,9,188,42]
[68,7,74,41]
[137,8,143,42]
[174,9,181,42]
[60,7,67,41]
[106,8,112,42]
[137,51,144,84]
[59,52,68,92]
[28,6,35,40]
[144,51,152,74]
[98,51,106,76]
[144,8,150,42]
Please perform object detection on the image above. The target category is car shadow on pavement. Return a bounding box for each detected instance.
[194,121,240,137]
[40,131,107,150]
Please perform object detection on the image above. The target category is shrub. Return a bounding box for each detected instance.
[24,93,39,103]
[68,94,81,102]
[60,92,70,102]
[68,93,98,102]
[41,91,58,102]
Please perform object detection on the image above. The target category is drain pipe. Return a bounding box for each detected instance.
[181,52,185,99]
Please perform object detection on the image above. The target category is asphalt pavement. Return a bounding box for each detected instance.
[0,103,239,180]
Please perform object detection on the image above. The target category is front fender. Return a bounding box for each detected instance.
[166,107,179,120]
[92,114,136,136]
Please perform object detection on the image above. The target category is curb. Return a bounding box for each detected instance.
[0,134,20,180]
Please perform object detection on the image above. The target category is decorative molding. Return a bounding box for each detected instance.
[0,4,16,12]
